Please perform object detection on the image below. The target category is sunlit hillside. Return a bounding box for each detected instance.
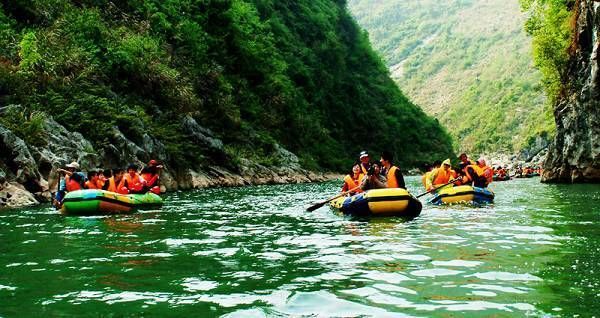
[349,0,554,155]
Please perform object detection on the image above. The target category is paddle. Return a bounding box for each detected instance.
[415,178,461,198]
[306,185,361,212]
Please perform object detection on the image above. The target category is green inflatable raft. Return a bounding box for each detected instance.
[60,189,163,216]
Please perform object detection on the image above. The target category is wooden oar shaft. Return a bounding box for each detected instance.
[306,185,361,212]
[415,178,459,198]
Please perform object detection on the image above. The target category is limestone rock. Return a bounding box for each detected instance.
[543,0,600,183]
[0,123,40,184]
[0,182,39,208]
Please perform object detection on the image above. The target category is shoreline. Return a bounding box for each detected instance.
[0,169,342,210]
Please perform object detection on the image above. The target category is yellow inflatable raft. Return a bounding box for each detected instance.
[429,185,494,205]
[330,188,422,218]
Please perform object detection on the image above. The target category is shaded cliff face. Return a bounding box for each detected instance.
[543,0,600,183]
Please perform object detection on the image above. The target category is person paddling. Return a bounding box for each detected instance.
[425,159,456,191]
[380,151,406,189]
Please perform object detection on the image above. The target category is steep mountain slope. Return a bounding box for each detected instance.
[0,0,453,182]
[349,0,554,156]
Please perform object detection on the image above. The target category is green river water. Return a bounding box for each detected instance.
[1,177,599,317]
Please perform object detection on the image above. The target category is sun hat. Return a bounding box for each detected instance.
[65,161,80,169]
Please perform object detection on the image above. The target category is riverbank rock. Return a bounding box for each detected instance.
[0,116,339,209]
[0,182,39,208]
[543,0,600,183]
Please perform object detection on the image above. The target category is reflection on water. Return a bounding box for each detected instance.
[0,178,598,316]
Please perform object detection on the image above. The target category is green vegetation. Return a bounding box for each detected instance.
[520,0,574,105]
[349,0,555,154]
[0,0,453,171]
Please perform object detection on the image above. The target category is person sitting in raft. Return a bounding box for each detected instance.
[140,159,163,194]
[84,171,100,189]
[477,158,494,185]
[425,159,457,191]
[56,161,86,192]
[95,169,107,189]
[119,164,146,194]
[380,151,406,189]
[105,168,125,193]
[53,162,80,208]
[360,162,387,191]
[358,150,371,175]
[341,163,364,195]
[422,160,441,189]
[458,153,475,173]
[101,169,112,191]
[461,160,489,188]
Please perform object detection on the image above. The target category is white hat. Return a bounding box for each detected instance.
[359,151,369,159]
[65,161,80,169]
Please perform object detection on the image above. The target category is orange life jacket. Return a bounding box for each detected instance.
[432,168,452,186]
[121,173,142,190]
[343,174,363,193]
[106,177,117,192]
[84,180,98,189]
[386,166,401,188]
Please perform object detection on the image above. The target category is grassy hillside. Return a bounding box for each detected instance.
[349,0,555,154]
[0,0,453,172]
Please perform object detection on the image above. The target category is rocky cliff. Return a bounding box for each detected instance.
[542,0,600,183]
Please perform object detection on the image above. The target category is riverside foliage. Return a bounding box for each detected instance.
[348,0,555,155]
[0,0,453,171]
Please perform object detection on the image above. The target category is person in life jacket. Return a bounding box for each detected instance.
[106,168,125,193]
[101,169,112,191]
[461,159,489,188]
[477,158,494,185]
[84,171,99,189]
[56,161,86,193]
[380,151,406,189]
[358,150,371,175]
[426,159,457,191]
[458,153,475,173]
[119,164,146,194]
[53,162,80,207]
[422,160,441,189]
[359,162,387,191]
[140,159,163,194]
[341,164,364,195]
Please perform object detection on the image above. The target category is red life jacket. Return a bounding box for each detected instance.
[66,178,82,192]
[141,172,159,188]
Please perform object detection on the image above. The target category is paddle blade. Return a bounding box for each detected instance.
[306,201,325,212]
